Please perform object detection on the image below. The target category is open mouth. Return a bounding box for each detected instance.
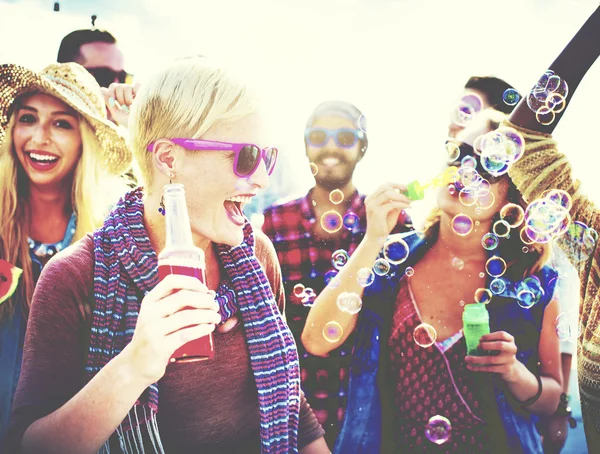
[320,156,343,168]
[223,195,253,226]
[26,151,60,171]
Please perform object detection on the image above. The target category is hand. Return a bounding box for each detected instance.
[120,274,221,386]
[465,331,520,383]
[363,182,411,245]
[100,82,141,127]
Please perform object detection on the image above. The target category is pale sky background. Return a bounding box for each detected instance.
[1,0,600,222]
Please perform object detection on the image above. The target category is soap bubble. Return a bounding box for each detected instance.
[357,268,375,287]
[329,189,344,205]
[451,257,465,271]
[383,235,410,265]
[481,233,500,250]
[324,269,339,286]
[461,155,477,168]
[323,321,344,342]
[527,70,569,123]
[309,162,318,176]
[485,256,507,277]
[373,258,391,276]
[474,288,493,304]
[343,212,360,230]
[451,92,483,127]
[543,189,573,211]
[476,191,496,210]
[493,220,511,238]
[425,415,452,445]
[413,323,437,348]
[452,214,474,236]
[301,287,316,306]
[459,188,478,207]
[336,292,363,314]
[479,127,526,176]
[490,278,506,294]
[503,88,521,106]
[293,283,305,297]
[517,289,536,308]
[446,141,461,163]
[321,211,343,233]
[555,311,581,340]
[331,249,349,270]
[405,266,415,277]
[500,203,525,228]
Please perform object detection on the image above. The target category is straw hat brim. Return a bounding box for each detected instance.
[0,64,131,176]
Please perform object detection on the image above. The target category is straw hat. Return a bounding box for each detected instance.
[0,62,131,175]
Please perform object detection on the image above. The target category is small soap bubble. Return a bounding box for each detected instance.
[517,289,536,309]
[493,220,511,238]
[293,283,305,297]
[479,272,485,278]
[343,212,360,230]
[324,269,339,286]
[476,191,496,210]
[451,257,465,271]
[459,188,478,207]
[373,258,391,276]
[503,88,521,106]
[481,233,499,250]
[331,249,350,270]
[452,214,474,236]
[522,246,529,253]
[321,210,343,233]
[485,256,507,277]
[555,311,581,340]
[309,162,318,176]
[357,113,367,133]
[323,321,344,343]
[405,266,415,277]
[536,106,555,126]
[500,203,525,228]
[357,268,375,287]
[474,288,493,304]
[490,278,506,294]
[544,189,573,211]
[336,292,363,314]
[461,155,477,168]
[425,415,452,445]
[446,141,461,163]
[383,236,410,265]
[301,287,316,306]
[413,323,437,348]
[329,189,345,205]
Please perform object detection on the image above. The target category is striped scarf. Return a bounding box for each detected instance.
[88,188,301,453]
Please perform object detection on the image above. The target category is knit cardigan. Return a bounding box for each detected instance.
[505,119,600,452]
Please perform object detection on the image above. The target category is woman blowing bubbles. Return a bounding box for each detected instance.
[303,108,563,452]
[5,57,328,454]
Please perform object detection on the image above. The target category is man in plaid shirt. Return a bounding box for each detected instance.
[263,101,409,448]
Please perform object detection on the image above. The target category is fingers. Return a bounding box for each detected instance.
[480,331,514,343]
[158,290,220,318]
[465,353,511,366]
[103,83,137,113]
[478,340,517,354]
[466,364,512,374]
[144,274,207,305]
[162,308,222,336]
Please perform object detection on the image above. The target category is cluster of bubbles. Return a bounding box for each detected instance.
[527,70,569,126]
[515,276,546,309]
[413,323,437,348]
[521,189,572,245]
[425,415,452,445]
[336,292,363,314]
[293,283,317,307]
[475,127,526,178]
[450,92,484,127]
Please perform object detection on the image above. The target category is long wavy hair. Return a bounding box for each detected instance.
[0,107,131,323]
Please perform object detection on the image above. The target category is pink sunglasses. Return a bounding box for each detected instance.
[147,138,278,178]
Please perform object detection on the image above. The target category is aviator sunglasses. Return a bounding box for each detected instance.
[305,127,364,148]
[85,67,133,88]
[147,138,278,178]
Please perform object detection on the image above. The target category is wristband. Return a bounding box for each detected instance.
[516,373,543,407]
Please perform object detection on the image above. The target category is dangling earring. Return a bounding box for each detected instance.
[158,173,174,216]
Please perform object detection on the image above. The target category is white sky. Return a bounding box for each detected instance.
[1,0,600,218]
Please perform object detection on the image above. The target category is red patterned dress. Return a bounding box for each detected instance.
[388,276,490,452]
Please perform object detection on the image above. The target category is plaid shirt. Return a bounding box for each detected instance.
[263,188,408,446]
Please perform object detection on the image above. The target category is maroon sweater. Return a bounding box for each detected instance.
[5,233,324,453]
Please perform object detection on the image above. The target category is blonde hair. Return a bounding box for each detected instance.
[0,111,130,322]
[129,56,259,189]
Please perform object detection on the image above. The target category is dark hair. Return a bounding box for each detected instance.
[57,29,117,64]
[464,76,521,115]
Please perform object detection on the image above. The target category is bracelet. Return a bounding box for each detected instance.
[516,373,543,407]
[554,392,573,417]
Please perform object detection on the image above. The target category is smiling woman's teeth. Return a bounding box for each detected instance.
[226,195,252,204]
[29,153,58,162]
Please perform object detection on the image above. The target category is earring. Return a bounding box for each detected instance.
[158,173,175,216]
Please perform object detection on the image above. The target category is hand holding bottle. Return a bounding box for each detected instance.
[121,274,220,387]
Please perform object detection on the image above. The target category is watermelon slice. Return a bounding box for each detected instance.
[0,259,23,305]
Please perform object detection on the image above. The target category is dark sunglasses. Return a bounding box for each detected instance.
[85,67,133,88]
[305,127,364,148]
[147,138,278,178]
[446,140,504,184]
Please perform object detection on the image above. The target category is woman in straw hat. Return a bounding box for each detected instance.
[0,62,132,444]
[5,56,328,454]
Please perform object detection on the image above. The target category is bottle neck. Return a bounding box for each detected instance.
[163,184,194,249]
